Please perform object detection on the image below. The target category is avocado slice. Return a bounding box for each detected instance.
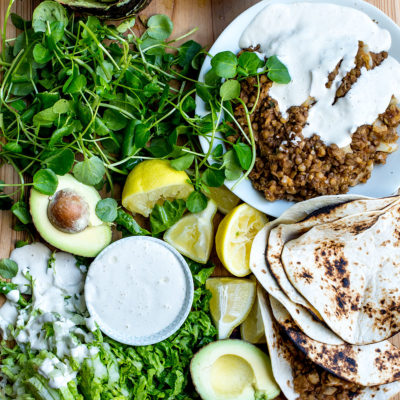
[55,0,152,19]
[30,174,112,257]
[190,340,280,400]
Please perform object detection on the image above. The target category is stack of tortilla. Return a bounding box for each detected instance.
[250,195,400,399]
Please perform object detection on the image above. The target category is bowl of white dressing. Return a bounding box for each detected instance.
[84,236,194,346]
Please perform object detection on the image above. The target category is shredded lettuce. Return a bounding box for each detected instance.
[0,261,216,399]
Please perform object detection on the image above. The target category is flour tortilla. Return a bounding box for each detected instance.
[266,196,399,313]
[270,295,400,386]
[258,288,400,400]
[282,197,400,344]
[252,223,344,345]
[251,195,377,345]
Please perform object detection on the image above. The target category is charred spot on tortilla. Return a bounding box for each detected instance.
[300,270,313,283]
[300,201,353,222]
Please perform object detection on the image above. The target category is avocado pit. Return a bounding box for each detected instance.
[47,189,90,234]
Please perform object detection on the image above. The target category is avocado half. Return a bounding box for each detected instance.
[30,174,112,257]
[190,339,280,400]
[55,0,152,19]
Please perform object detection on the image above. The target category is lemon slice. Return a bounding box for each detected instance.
[203,186,240,214]
[164,199,217,263]
[206,277,256,339]
[215,204,268,277]
[241,292,265,344]
[122,159,193,217]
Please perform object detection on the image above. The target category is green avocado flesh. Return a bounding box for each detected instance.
[190,340,280,400]
[55,0,152,18]
[30,174,112,257]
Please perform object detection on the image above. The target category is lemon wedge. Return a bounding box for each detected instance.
[163,199,217,263]
[203,185,240,214]
[241,292,265,344]
[206,277,256,339]
[122,159,193,217]
[215,204,268,277]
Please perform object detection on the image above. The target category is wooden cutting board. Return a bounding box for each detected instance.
[1,0,400,398]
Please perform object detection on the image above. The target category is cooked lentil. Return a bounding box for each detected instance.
[230,45,400,202]
[277,326,364,400]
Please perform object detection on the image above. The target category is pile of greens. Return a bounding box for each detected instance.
[0,0,289,221]
[0,260,216,399]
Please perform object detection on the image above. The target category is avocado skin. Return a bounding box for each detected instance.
[55,0,152,19]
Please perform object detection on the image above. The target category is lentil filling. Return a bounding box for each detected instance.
[277,326,364,400]
[229,44,400,202]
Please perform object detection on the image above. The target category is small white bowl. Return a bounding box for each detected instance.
[84,236,194,346]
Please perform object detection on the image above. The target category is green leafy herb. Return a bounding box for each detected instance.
[115,209,150,236]
[95,198,118,223]
[202,166,225,187]
[238,52,263,75]
[147,14,174,40]
[150,199,186,235]
[220,79,241,100]
[170,154,194,171]
[73,156,105,186]
[33,169,58,195]
[43,149,74,175]
[11,202,31,225]
[187,191,208,213]
[0,258,18,279]
[233,142,252,170]
[211,51,238,79]
[266,55,291,84]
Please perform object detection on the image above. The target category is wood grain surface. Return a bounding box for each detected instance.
[1,0,400,398]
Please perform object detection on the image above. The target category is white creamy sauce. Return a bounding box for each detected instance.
[5,289,19,303]
[0,243,97,389]
[85,237,188,341]
[239,2,400,147]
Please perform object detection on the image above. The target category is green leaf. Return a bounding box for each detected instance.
[223,149,242,181]
[33,107,58,127]
[238,52,263,76]
[266,55,291,84]
[33,43,52,64]
[33,169,58,195]
[150,199,186,235]
[202,165,225,187]
[32,1,68,33]
[117,17,135,33]
[211,144,223,159]
[73,156,105,186]
[52,99,71,114]
[115,209,150,236]
[233,142,252,170]
[134,124,150,148]
[16,240,29,248]
[210,51,238,79]
[195,83,213,103]
[4,142,23,153]
[11,202,31,225]
[204,68,221,86]
[63,74,87,94]
[0,259,18,279]
[178,40,202,69]
[103,109,128,131]
[11,13,29,30]
[48,21,65,44]
[187,191,208,213]
[147,14,173,40]
[219,79,240,100]
[170,154,194,171]
[43,148,74,175]
[96,198,118,223]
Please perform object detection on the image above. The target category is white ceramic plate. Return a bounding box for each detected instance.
[195,0,400,217]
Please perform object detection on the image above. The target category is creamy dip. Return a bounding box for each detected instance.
[84,237,193,345]
[239,2,400,148]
